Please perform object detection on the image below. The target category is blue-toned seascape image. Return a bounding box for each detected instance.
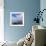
[11,12,23,25]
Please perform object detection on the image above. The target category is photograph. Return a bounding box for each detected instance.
[10,12,24,26]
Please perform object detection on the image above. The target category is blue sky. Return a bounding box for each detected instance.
[12,13,23,22]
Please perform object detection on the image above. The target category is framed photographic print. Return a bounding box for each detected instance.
[10,12,24,26]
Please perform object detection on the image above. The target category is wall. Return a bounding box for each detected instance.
[4,0,40,42]
[40,0,46,27]
[0,0,4,42]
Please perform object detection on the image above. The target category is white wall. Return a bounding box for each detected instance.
[40,0,46,27]
[0,0,4,43]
